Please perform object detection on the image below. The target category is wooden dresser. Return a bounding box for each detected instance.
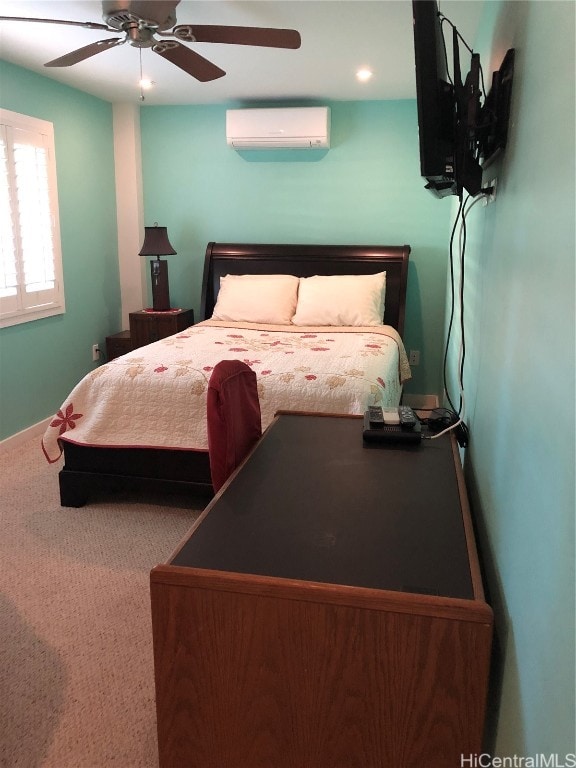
[150,413,493,768]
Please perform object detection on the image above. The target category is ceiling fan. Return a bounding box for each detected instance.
[0,0,302,82]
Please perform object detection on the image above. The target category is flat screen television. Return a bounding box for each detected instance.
[412,0,458,197]
[412,0,514,198]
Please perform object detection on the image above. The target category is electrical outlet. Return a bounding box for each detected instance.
[409,349,420,366]
[92,344,101,362]
[484,177,498,205]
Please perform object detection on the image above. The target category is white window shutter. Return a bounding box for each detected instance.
[0,127,19,314]
[0,109,65,327]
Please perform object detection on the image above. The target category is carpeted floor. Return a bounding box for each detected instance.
[0,436,206,768]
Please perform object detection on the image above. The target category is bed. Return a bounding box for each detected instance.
[43,242,411,506]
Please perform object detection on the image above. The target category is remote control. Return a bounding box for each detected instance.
[399,405,417,429]
[367,406,384,428]
[382,407,400,425]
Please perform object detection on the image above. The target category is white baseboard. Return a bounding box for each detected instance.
[402,393,440,410]
[0,417,51,453]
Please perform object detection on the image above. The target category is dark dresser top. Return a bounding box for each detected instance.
[171,414,473,599]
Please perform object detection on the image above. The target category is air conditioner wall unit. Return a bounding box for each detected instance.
[226,107,331,150]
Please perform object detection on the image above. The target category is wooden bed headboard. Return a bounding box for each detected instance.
[200,242,411,336]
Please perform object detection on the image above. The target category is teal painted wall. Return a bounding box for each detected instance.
[445,1,575,755]
[0,87,456,439]
[140,100,453,395]
[0,61,120,440]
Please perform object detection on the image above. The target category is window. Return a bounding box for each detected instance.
[0,108,65,327]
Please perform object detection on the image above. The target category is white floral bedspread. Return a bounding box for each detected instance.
[42,320,411,462]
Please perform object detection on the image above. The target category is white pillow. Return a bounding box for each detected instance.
[292,272,386,326]
[211,274,299,324]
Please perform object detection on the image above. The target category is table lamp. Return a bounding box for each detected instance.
[138,223,176,311]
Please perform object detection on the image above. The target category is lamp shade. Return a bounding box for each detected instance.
[138,225,176,257]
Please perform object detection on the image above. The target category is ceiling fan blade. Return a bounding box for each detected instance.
[0,15,113,31]
[173,24,301,49]
[45,38,124,68]
[153,40,225,82]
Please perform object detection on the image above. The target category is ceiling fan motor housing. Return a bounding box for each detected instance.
[102,0,179,32]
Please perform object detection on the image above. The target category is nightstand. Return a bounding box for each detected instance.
[129,308,194,350]
[106,330,132,361]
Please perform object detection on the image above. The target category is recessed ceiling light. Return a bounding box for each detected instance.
[139,78,154,90]
[356,68,373,82]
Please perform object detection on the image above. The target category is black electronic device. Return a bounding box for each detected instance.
[399,405,418,429]
[363,408,422,446]
[478,48,515,168]
[412,0,458,198]
[367,406,385,428]
[412,0,515,199]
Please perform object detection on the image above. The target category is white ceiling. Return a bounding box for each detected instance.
[0,0,483,105]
